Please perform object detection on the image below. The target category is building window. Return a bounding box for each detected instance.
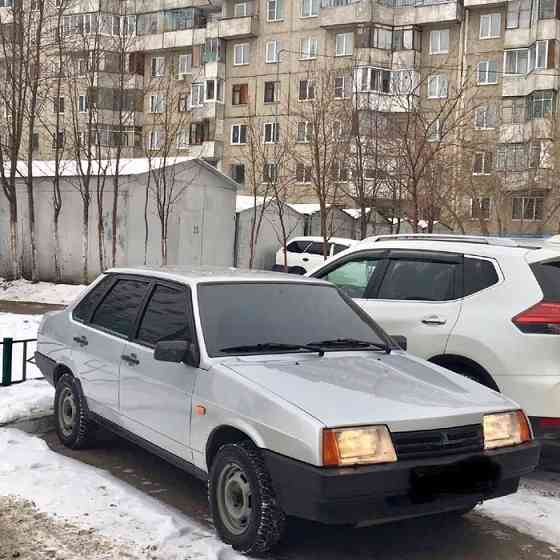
[471,197,491,219]
[296,121,311,143]
[539,0,556,19]
[263,162,278,182]
[477,60,498,84]
[266,40,279,63]
[502,97,525,123]
[205,79,223,102]
[300,37,318,60]
[529,40,550,70]
[232,83,248,105]
[504,49,529,74]
[231,163,245,184]
[427,119,440,142]
[234,2,248,17]
[190,82,205,107]
[300,0,319,17]
[473,152,493,175]
[149,95,165,113]
[234,43,249,65]
[53,96,64,113]
[427,74,448,98]
[32,132,39,151]
[527,91,554,120]
[496,143,528,170]
[480,13,501,39]
[151,56,165,77]
[52,130,64,149]
[78,95,88,113]
[176,128,190,149]
[299,79,315,100]
[267,0,283,21]
[392,28,420,51]
[264,81,280,103]
[231,124,248,145]
[296,163,312,183]
[429,29,449,54]
[189,122,205,145]
[512,196,544,220]
[335,32,353,56]
[264,122,279,143]
[178,53,192,76]
[334,161,349,182]
[360,67,392,93]
[475,104,497,129]
[334,75,346,98]
[148,129,162,150]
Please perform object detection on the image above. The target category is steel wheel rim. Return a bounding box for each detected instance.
[216,462,253,536]
[59,387,76,437]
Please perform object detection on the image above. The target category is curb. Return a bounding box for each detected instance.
[1,412,54,435]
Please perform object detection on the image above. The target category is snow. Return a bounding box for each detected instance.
[0,428,241,559]
[0,380,54,425]
[0,313,43,382]
[287,202,321,215]
[236,194,266,213]
[0,278,85,305]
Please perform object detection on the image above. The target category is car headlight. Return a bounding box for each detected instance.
[322,425,397,466]
[483,410,532,450]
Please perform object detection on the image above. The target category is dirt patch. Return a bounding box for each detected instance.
[0,496,135,560]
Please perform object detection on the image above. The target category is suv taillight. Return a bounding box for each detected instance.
[512,301,560,334]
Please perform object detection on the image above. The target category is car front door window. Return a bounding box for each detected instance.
[324,258,380,299]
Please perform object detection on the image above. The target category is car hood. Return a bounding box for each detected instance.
[223,352,519,431]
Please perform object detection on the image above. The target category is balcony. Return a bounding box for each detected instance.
[320,0,373,28]
[500,120,554,143]
[463,0,504,7]
[133,27,206,51]
[213,15,258,39]
[188,140,223,160]
[393,1,462,25]
[502,71,560,97]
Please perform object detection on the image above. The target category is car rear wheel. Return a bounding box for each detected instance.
[54,373,95,449]
[209,440,286,555]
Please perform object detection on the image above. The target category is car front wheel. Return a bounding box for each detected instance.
[209,440,286,555]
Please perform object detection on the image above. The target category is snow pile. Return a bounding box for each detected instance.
[0,429,241,559]
[0,379,54,425]
[0,313,43,381]
[0,278,85,305]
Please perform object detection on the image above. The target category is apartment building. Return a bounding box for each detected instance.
[13,0,560,234]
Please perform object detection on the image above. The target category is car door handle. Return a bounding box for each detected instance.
[73,335,88,346]
[421,315,447,326]
[302,257,309,262]
[121,353,140,366]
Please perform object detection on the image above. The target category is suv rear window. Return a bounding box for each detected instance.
[463,258,499,297]
[530,260,560,301]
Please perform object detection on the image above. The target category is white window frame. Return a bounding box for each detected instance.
[334,75,346,98]
[267,0,283,22]
[427,74,448,98]
[263,161,278,183]
[233,2,248,17]
[474,105,496,129]
[149,94,165,113]
[335,32,353,57]
[205,78,224,102]
[429,29,449,54]
[427,119,441,142]
[234,43,249,65]
[148,129,162,150]
[78,94,88,113]
[472,153,493,175]
[470,196,491,219]
[178,53,193,76]
[151,56,165,78]
[480,13,501,39]
[263,81,280,103]
[296,163,312,184]
[265,39,279,63]
[296,121,311,143]
[54,96,65,114]
[504,48,529,75]
[231,123,248,145]
[263,121,280,144]
[300,0,319,17]
[300,37,318,60]
[176,128,190,150]
[477,60,498,84]
[190,82,205,107]
[299,79,315,101]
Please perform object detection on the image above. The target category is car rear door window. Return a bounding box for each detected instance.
[90,278,149,337]
[377,259,458,301]
[287,241,311,253]
[137,284,193,346]
[323,258,381,299]
[73,276,113,323]
[463,257,499,296]
[307,242,327,255]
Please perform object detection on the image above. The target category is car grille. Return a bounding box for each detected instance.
[392,425,484,460]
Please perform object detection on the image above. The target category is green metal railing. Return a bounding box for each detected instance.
[1,338,37,387]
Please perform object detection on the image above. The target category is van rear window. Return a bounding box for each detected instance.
[530,261,560,301]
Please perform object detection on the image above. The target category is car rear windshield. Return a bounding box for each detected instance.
[530,260,560,301]
[198,282,387,357]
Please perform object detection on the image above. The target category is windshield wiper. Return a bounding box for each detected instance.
[306,338,391,354]
[220,342,323,355]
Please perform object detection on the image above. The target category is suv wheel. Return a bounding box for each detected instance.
[54,373,95,449]
[209,441,286,555]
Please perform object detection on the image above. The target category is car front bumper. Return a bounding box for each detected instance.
[35,352,56,386]
[262,441,540,525]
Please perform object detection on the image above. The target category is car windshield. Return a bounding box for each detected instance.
[197,282,388,357]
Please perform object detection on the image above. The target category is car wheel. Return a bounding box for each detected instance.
[54,373,95,449]
[209,440,286,555]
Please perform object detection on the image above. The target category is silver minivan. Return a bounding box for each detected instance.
[36,267,540,555]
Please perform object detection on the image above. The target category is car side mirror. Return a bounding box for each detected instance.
[390,335,407,351]
[154,340,200,367]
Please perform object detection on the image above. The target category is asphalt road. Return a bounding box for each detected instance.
[42,430,560,560]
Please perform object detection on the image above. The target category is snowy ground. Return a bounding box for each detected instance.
[0,278,85,305]
[0,428,241,560]
[0,379,54,424]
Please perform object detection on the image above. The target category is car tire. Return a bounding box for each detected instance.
[54,373,95,449]
[209,440,286,555]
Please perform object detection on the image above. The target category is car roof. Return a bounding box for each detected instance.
[106,266,331,286]
[288,236,357,245]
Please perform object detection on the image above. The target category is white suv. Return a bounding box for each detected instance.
[309,234,560,447]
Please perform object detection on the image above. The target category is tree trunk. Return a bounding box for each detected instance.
[53,211,62,282]
[111,178,119,267]
[8,201,19,280]
[25,182,39,282]
[82,204,89,284]
[97,203,105,273]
